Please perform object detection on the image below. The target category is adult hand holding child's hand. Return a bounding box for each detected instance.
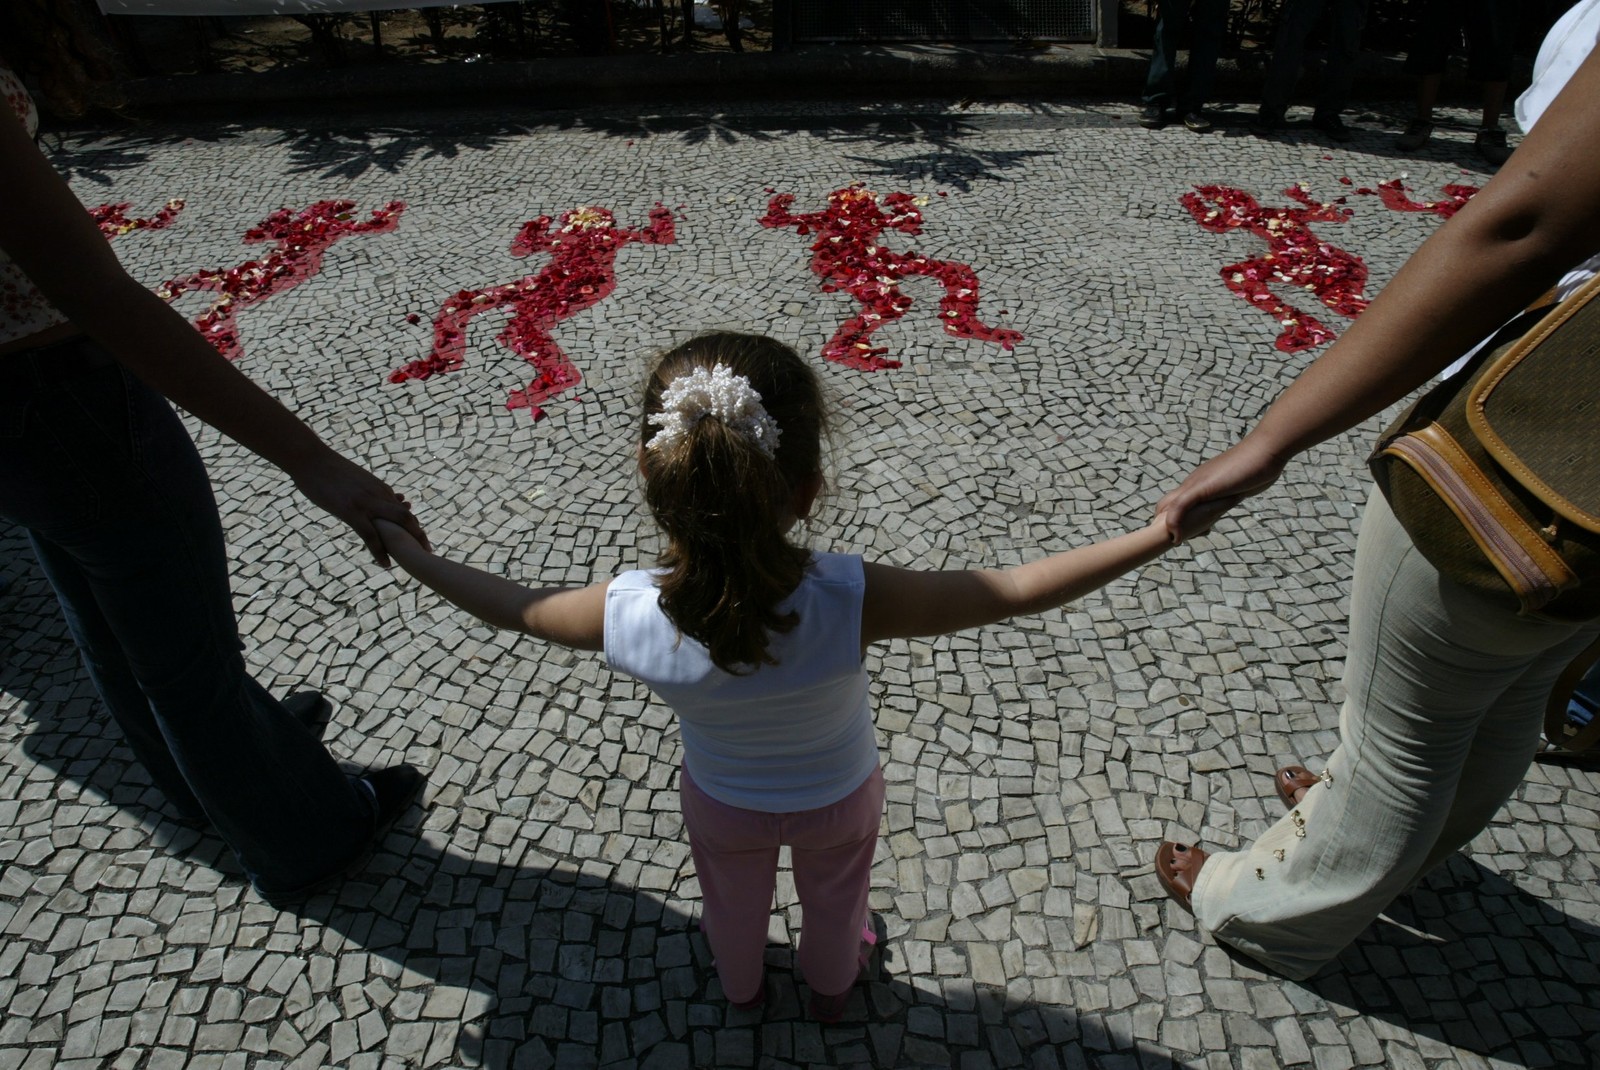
[290,450,429,567]
[372,516,427,562]
[1157,438,1287,543]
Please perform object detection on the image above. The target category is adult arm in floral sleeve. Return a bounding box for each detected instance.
[0,106,427,566]
[1157,45,1600,540]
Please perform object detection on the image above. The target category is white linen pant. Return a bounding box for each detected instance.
[1191,491,1600,979]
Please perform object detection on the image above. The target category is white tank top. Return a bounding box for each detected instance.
[604,551,879,813]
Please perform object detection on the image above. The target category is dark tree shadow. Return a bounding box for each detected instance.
[40,126,245,187]
[47,102,1084,191]
[838,147,1054,192]
[567,107,1066,190]
[42,119,537,185]
[270,122,538,179]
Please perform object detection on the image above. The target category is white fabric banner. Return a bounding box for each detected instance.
[99,1,509,14]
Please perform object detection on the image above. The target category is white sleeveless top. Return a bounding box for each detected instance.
[604,552,879,813]
[0,66,72,345]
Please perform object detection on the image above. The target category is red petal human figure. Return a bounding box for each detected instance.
[1367,178,1479,219]
[160,199,405,361]
[89,198,185,239]
[389,204,675,420]
[760,184,1022,371]
[1182,183,1369,353]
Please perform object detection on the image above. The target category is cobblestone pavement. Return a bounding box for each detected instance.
[4,98,1598,1070]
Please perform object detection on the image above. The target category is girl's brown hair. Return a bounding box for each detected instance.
[640,332,826,674]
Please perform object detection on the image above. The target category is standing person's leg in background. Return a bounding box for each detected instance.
[1175,0,1230,132]
[1141,0,1228,133]
[1397,0,1514,164]
[0,341,421,906]
[1464,0,1515,165]
[1396,0,1456,150]
[1140,0,1193,128]
[1310,0,1368,141]
[1255,0,1327,130]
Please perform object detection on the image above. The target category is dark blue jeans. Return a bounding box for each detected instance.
[1404,0,1513,83]
[1260,0,1369,120]
[0,335,374,900]
[1143,0,1228,112]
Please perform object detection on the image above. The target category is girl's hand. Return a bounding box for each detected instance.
[289,452,428,567]
[1159,496,1234,545]
[1156,439,1288,544]
[372,516,426,562]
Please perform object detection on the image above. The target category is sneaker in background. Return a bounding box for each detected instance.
[1312,112,1353,142]
[1475,126,1513,166]
[1395,119,1433,151]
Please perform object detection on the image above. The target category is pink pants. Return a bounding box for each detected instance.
[680,763,886,1003]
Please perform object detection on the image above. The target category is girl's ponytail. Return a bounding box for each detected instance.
[640,333,825,674]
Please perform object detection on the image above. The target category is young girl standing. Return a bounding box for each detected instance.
[375,332,1197,1019]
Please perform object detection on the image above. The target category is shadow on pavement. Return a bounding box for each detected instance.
[3,538,1176,1069]
[53,105,1081,191]
[1312,855,1600,1069]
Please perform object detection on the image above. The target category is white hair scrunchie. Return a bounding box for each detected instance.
[646,364,781,458]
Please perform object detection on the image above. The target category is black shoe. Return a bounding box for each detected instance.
[252,764,425,909]
[1248,110,1286,136]
[1395,119,1433,151]
[281,691,333,741]
[1138,104,1167,129]
[1475,126,1512,166]
[1181,110,1214,134]
[360,764,426,837]
[1312,112,1353,142]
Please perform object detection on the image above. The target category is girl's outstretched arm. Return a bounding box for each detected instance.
[861,519,1174,646]
[375,519,607,651]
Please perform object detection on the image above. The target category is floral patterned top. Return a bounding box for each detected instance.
[0,65,72,345]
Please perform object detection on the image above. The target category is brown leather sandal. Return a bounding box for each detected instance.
[1274,765,1318,810]
[1155,841,1208,913]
